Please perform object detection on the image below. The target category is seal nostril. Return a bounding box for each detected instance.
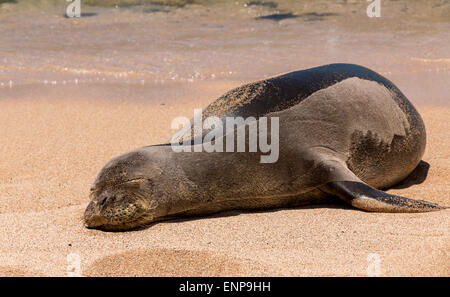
[99,197,107,206]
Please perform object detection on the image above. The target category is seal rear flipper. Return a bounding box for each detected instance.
[321,180,444,213]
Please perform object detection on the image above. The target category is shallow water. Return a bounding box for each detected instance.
[0,0,449,105]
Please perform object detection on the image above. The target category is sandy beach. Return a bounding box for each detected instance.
[0,86,448,277]
[0,0,449,276]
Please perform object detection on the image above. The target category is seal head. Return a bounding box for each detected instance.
[84,150,159,230]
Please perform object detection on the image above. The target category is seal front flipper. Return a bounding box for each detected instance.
[321,180,444,213]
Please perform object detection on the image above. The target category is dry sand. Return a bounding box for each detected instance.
[0,82,448,277]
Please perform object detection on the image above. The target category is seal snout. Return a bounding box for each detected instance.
[83,199,107,228]
[83,190,117,229]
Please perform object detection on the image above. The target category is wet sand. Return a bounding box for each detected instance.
[0,0,449,276]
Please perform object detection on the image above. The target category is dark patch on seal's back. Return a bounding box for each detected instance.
[202,64,418,121]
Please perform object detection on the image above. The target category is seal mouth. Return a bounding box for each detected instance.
[84,215,144,231]
[86,213,155,231]
[84,202,149,231]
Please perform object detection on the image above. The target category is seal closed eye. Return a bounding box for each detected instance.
[84,63,445,231]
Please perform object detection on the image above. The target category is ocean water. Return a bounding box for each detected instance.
[0,0,449,104]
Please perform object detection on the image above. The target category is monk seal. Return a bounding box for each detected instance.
[84,63,444,231]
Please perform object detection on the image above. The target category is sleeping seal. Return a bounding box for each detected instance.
[84,63,444,231]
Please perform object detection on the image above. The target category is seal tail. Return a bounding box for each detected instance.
[322,181,444,213]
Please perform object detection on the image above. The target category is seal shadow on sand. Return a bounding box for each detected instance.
[84,248,270,277]
[128,160,431,231]
[390,160,430,189]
